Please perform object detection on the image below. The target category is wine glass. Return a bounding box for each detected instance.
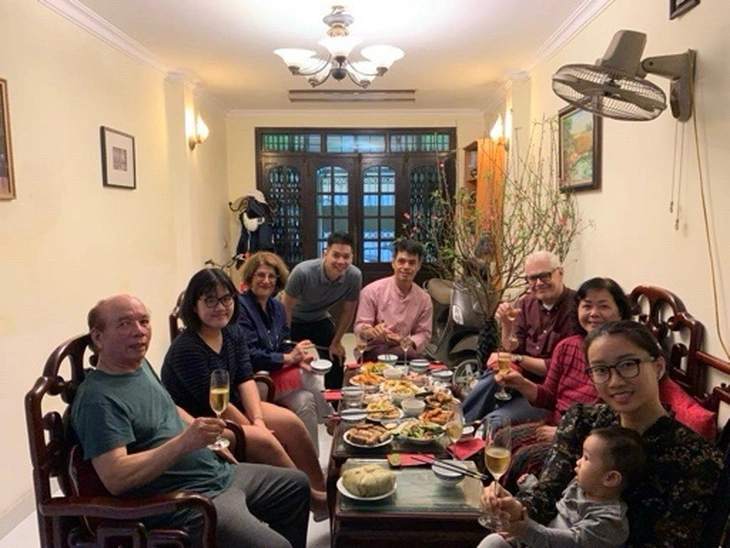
[355,334,368,368]
[399,332,412,368]
[478,416,512,530]
[494,351,512,401]
[505,299,520,351]
[444,401,464,444]
[208,369,230,450]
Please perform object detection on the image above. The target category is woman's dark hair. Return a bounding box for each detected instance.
[240,251,289,293]
[584,320,664,360]
[575,277,633,334]
[180,268,239,332]
[590,426,646,491]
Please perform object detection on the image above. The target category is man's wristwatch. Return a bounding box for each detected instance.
[512,354,523,364]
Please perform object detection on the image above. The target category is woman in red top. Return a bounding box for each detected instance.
[496,278,632,486]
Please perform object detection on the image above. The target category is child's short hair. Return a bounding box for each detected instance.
[590,426,646,491]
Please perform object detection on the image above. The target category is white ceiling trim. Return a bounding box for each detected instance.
[527,0,615,72]
[227,108,485,118]
[38,0,169,74]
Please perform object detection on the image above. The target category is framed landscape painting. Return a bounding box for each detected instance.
[0,78,15,200]
[100,126,136,189]
[558,104,602,192]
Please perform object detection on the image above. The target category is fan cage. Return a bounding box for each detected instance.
[553,64,666,121]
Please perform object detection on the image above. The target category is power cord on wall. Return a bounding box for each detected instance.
[688,69,730,360]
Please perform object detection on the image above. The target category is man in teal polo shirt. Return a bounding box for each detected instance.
[71,294,310,548]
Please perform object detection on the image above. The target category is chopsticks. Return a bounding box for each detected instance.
[410,454,490,482]
[281,339,330,351]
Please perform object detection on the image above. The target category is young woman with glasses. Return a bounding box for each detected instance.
[161,267,328,521]
[237,251,331,450]
[483,320,722,547]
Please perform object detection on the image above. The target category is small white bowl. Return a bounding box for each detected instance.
[311,359,333,375]
[431,369,453,382]
[341,387,364,407]
[401,397,426,417]
[378,354,399,366]
[432,461,466,486]
[409,359,430,373]
[383,367,404,380]
[460,425,475,439]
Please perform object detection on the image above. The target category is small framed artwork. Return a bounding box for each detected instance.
[100,126,136,189]
[0,78,16,200]
[558,104,602,192]
[670,0,700,19]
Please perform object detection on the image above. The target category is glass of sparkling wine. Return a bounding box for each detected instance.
[208,368,230,450]
[505,300,520,351]
[400,332,412,368]
[444,401,464,444]
[355,334,368,368]
[479,416,512,530]
[494,351,512,401]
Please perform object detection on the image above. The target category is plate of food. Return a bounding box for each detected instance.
[350,370,385,387]
[344,424,393,448]
[361,362,388,375]
[365,400,404,421]
[337,464,397,501]
[393,418,444,444]
[419,407,455,425]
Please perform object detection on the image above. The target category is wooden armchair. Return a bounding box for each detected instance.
[25,334,246,548]
[168,291,276,403]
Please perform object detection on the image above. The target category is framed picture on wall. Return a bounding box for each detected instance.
[558,104,602,192]
[100,126,136,189]
[0,78,16,200]
[670,0,700,19]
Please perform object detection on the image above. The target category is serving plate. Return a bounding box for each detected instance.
[336,477,397,501]
[343,429,393,449]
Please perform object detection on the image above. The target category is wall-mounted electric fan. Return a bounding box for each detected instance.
[552,30,696,122]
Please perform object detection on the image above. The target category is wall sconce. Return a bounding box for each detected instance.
[188,115,209,150]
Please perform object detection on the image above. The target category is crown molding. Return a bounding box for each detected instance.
[227,108,485,118]
[527,0,615,71]
[38,0,169,74]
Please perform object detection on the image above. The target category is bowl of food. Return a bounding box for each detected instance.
[341,386,364,408]
[409,359,430,373]
[401,397,426,417]
[431,369,453,382]
[377,354,399,366]
[432,460,466,486]
[383,367,404,380]
[311,359,332,375]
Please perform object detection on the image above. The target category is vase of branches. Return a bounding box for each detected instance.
[403,118,590,387]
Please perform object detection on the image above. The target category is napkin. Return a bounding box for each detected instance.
[346,362,361,370]
[388,452,435,467]
[323,389,342,402]
[447,438,486,460]
[428,363,448,372]
[270,367,303,392]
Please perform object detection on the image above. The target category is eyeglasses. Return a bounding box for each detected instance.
[200,294,235,309]
[584,357,656,384]
[253,272,278,281]
[524,268,557,284]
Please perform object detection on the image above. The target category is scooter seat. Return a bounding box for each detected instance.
[425,278,453,305]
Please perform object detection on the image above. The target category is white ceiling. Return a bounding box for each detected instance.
[54,0,610,112]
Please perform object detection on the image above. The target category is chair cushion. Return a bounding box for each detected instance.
[270,366,303,393]
[660,377,716,441]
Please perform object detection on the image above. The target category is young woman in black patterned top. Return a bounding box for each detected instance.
[483,320,722,547]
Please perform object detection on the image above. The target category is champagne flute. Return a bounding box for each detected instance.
[208,369,230,450]
[505,299,520,351]
[494,351,512,401]
[399,332,412,368]
[478,416,512,530]
[355,334,368,368]
[444,401,464,444]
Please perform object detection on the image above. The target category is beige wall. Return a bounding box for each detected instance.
[528,0,730,382]
[0,0,229,535]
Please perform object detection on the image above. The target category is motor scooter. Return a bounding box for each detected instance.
[423,278,485,390]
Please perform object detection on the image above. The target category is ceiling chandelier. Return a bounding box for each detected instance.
[274,5,404,89]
